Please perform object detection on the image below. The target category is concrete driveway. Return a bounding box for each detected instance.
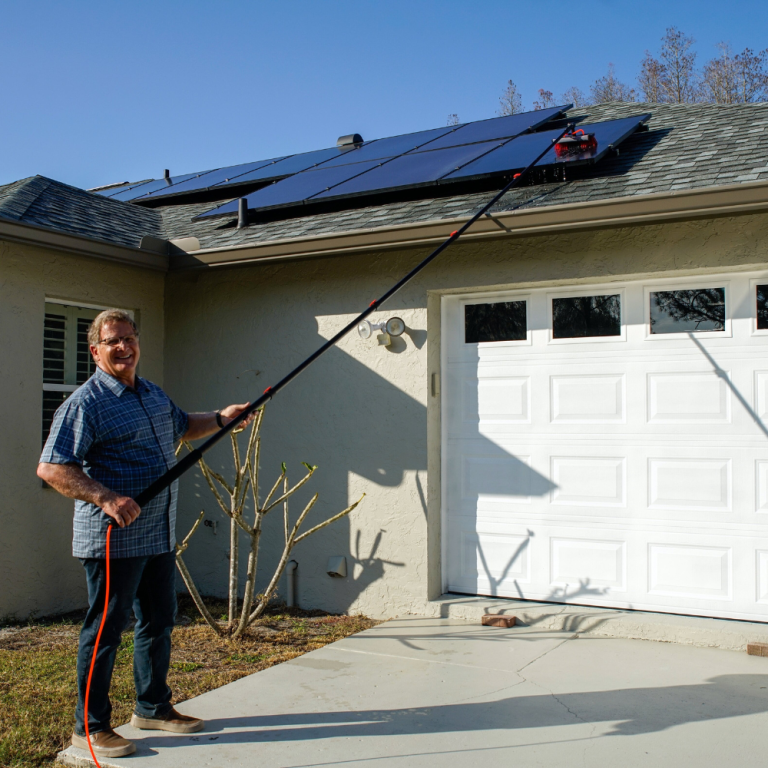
[59,617,768,768]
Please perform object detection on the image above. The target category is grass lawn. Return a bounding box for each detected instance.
[0,596,377,768]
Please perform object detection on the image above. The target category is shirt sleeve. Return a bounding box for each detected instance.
[169,398,189,442]
[40,396,96,465]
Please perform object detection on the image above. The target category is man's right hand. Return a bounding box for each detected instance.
[100,493,141,528]
[37,463,142,528]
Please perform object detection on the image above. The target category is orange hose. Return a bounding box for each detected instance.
[84,523,112,768]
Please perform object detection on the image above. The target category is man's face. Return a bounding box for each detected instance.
[90,320,141,384]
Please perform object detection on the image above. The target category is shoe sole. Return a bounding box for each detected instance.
[130,713,204,733]
[71,733,137,758]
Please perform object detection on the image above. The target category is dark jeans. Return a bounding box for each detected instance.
[75,550,177,735]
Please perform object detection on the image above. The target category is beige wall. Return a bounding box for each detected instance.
[164,212,768,619]
[0,237,165,619]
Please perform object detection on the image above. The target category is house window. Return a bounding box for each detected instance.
[552,294,621,338]
[649,288,725,334]
[464,301,527,343]
[42,302,100,443]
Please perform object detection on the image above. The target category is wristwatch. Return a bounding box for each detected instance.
[216,411,225,428]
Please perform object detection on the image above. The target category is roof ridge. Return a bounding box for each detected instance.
[0,175,54,222]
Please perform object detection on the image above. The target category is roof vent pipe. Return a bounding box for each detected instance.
[237,198,248,229]
[163,169,171,185]
[337,133,363,148]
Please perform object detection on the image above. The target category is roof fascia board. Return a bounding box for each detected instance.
[173,180,768,269]
[0,217,168,271]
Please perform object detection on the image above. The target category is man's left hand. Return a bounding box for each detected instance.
[219,403,255,427]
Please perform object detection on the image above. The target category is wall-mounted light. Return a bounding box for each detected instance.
[357,317,406,346]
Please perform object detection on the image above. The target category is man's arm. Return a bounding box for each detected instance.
[184,402,253,441]
[36,463,141,528]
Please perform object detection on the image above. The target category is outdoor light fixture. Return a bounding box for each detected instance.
[357,317,406,346]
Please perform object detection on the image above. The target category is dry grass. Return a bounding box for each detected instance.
[0,596,377,768]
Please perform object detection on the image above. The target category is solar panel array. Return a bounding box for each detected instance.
[197,112,649,220]
[95,107,651,222]
[95,105,569,205]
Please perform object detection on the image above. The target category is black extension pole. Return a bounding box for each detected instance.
[135,123,574,507]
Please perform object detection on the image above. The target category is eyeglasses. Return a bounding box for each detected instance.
[98,334,139,347]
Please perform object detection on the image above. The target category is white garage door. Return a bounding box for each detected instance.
[442,272,768,622]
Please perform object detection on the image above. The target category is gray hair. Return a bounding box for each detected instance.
[88,309,138,347]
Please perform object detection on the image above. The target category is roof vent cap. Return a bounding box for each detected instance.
[337,133,363,148]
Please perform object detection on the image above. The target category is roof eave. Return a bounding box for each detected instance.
[172,180,768,270]
[0,217,168,272]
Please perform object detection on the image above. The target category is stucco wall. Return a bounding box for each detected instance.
[0,238,164,619]
[164,212,768,619]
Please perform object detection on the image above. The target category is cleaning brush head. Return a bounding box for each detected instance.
[554,129,598,160]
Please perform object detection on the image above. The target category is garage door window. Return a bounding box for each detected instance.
[465,301,527,343]
[756,285,768,330]
[650,288,725,334]
[551,294,621,339]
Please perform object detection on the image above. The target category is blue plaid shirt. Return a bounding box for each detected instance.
[40,366,189,559]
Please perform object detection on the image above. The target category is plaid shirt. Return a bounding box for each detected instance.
[40,366,189,559]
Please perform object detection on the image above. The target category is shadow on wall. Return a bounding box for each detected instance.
[179,308,554,615]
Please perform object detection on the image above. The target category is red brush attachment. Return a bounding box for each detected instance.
[554,129,598,160]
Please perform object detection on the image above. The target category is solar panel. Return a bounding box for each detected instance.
[444,115,650,182]
[225,148,351,185]
[443,130,562,180]
[533,114,651,167]
[421,105,569,152]
[137,157,287,199]
[109,173,206,202]
[199,158,385,217]
[94,179,153,198]
[319,126,459,168]
[312,141,505,200]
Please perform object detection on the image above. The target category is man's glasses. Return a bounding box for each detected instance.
[98,334,139,347]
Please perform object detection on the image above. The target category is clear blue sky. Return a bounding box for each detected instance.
[2,0,766,189]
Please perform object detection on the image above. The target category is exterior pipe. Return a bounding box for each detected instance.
[286,560,298,608]
[237,198,248,229]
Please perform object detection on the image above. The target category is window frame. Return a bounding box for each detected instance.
[546,287,626,345]
[460,294,532,348]
[643,281,732,340]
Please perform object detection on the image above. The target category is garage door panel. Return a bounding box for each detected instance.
[443,273,768,621]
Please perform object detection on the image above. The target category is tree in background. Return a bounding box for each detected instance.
[484,29,765,115]
[590,63,636,103]
[658,27,698,102]
[446,113,460,126]
[701,44,768,103]
[532,89,556,110]
[560,86,587,108]
[638,50,667,102]
[497,79,523,115]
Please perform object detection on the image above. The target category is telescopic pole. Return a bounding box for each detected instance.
[135,124,573,507]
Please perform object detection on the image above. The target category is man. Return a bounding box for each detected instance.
[38,309,252,758]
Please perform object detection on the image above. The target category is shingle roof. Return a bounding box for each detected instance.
[157,102,768,251]
[0,175,162,249]
[3,103,768,255]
